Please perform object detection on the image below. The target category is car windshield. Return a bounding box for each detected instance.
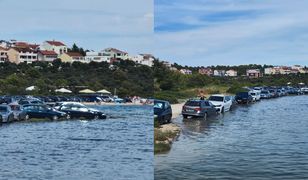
[154,102,164,109]
[0,106,8,112]
[209,96,223,101]
[185,101,200,106]
[250,93,256,95]
[237,92,248,96]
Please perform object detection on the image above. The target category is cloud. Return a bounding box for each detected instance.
[154,0,308,66]
[0,0,153,54]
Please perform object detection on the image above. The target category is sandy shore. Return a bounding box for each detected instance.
[171,103,185,119]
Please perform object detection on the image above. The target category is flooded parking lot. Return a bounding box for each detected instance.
[155,95,308,179]
[0,105,153,180]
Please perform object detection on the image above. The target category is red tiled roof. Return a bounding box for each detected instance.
[46,40,66,46]
[66,52,83,57]
[39,50,58,56]
[12,47,35,53]
[105,48,127,54]
[0,47,8,51]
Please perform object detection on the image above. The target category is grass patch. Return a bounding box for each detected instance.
[154,129,179,154]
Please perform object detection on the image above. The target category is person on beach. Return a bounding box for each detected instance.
[198,89,205,100]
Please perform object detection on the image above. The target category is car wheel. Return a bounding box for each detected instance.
[94,115,99,120]
[52,115,58,121]
[66,114,71,120]
[183,115,188,119]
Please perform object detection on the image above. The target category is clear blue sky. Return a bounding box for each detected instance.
[0,0,153,54]
[154,0,308,66]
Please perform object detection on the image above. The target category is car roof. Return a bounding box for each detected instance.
[154,99,169,103]
[210,94,225,97]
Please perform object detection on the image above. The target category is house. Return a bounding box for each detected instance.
[198,68,213,76]
[225,69,237,77]
[59,52,85,63]
[292,65,306,74]
[130,54,154,66]
[13,42,39,51]
[213,70,226,77]
[37,50,58,62]
[180,69,192,75]
[85,51,110,63]
[0,47,8,63]
[41,40,67,56]
[7,47,38,64]
[246,69,262,78]
[101,48,129,61]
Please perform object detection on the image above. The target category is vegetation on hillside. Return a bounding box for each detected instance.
[0,60,153,97]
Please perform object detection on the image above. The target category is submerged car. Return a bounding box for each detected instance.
[57,102,106,119]
[260,90,271,99]
[154,100,172,124]
[182,99,217,119]
[208,94,232,113]
[235,92,253,104]
[250,90,261,101]
[23,104,69,120]
[0,105,15,123]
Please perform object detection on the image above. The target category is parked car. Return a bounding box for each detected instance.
[8,102,28,121]
[235,92,253,104]
[182,99,217,119]
[22,104,69,121]
[250,90,261,101]
[57,102,106,119]
[260,90,271,99]
[154,100,172,124]
[0,105,15,123]
[208,94,232,113]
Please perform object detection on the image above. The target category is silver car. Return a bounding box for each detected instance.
[0,105,15,123]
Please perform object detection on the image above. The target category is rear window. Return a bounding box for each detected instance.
[209,96,224,102]
[237,92,249,96]
[154,102,164,109]
[185,101,201,106]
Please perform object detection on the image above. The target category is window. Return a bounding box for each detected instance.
[209,96,224,102]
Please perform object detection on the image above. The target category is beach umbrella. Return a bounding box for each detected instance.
[96,89,111,94]
[55,88,72,93]
[25,86,36,91]
[287,82,292,85]
[79,89,95,94]
[299,82,305,85]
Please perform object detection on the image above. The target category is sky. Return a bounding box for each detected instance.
[0,0,153,55]
[154,0,308,66]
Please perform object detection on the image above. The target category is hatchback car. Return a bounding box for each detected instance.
[182,99,217,119]
[154,100,172,124]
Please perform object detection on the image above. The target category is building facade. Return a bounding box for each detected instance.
[7,47,38,64]
[198,68,213,76]
[38,50,58,62]
[41,40,67,56]
[225,69,237,77]
[246,69,262,78]
[0,47,8,63]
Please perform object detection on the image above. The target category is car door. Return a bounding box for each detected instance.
[207,102,216,115]
[225,96,232,110]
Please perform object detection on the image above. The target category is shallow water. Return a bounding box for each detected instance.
[0,105,153,180]
[155,95,308,179]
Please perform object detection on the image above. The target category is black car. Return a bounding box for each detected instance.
[154,100,172,124]
[22,104,69,120]
[235,92,253,104]
[57,103,106,119]
[182,99,217,119]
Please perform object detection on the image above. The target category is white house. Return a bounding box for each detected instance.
[213,70,226,77]
[85,51,110,63]
[180,69,192,75]
[225,69,237,77]
[130,54,154,66]
[41,40,67,56]
[101,48,129,61]
[37,50,58,62]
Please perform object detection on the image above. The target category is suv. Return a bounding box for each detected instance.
[182,99,217,119]
[235,92,253,104]
[250,90,261,101]
[208,94,232,113]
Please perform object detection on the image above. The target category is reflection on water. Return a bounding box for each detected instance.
[0,105,153,180]
[155,96,308,179]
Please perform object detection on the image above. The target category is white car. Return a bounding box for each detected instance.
[208,94,232,113]
[250,90,261,101]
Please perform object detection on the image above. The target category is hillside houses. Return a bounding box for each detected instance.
[0,39,154,66]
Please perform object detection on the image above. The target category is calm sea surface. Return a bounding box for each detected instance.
[0,105,153,180]
[155,95,308,180]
